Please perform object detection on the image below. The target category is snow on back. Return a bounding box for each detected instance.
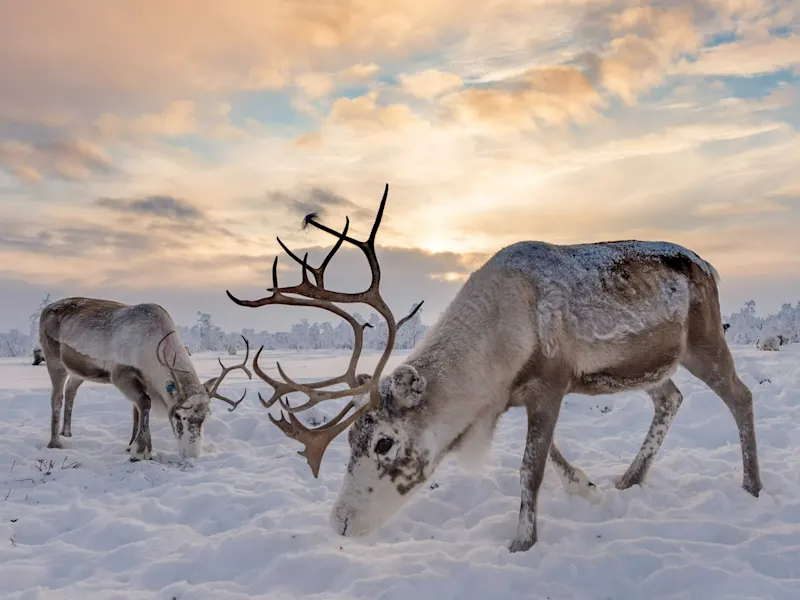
[489,241,702,350]
[0,346,797,599]
[493,239,719,281]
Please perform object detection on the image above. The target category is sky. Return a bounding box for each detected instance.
[1,0,799,333]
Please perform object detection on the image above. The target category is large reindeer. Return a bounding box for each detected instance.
[39,298,252,460]
[228,184,761,553]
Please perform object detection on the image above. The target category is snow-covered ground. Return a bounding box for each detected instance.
[1,346,798,599]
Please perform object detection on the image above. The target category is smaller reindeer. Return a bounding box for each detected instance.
[39,298,252,460]
[757,334,783,351]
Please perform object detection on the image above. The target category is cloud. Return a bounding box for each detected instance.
[343,63,381,80]
[266,186,375,225]
[678,35,800,77]
[293,63,382,101]
[598,6,701,104]
[0,222,155,258]
[0,138,112,183]
[398,69,463,98]
[444,66,603,128]
[294,73,337,99]
[95,195,204,221]
[95,101,198,139]
[0,0,470,120]
[327,92,427,131]
[94,100,248,142]
[1,0,800,335]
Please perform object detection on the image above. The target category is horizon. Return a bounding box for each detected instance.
[1,1,799,332]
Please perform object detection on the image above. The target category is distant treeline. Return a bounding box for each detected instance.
[0,293,429,357]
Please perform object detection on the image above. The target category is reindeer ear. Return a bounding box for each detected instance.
[202,377,217,392]
[388,365,427,410]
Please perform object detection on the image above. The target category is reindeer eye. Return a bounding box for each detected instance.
[374,438,393,455]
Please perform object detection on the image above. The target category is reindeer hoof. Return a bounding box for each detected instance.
[509,537,536,553]
[614,471,643,491]
[743,481,761,498]
[129,444,152,461]
[47,439,63,449]
[60,430,72,438]
[562,467,596,498]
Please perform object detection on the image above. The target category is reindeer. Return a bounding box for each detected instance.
[39,298,252,460]
[756,334,782,351]
[228,184,762,553]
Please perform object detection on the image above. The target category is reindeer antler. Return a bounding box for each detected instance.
[156,331,191,400]
[156,331,252,412]
[226,184,423,476]
[204,335,253,412]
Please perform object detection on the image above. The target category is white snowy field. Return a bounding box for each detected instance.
[0,346,798,600]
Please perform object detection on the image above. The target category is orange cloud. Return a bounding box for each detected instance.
[0,0,471,119]
[600,6,701,104]
[0,138,111,183]
[445,66,603,128]
[327,93,427,131]
[399,69,463,98]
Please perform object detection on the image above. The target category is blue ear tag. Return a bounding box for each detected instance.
[166,382,177,394]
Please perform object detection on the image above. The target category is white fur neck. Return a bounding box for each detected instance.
[401,267,535,473]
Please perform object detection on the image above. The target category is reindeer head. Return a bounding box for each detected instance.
[157,332,252,458]
[32,347,45,366]
[227,184,426,537]
[328,365,436,536]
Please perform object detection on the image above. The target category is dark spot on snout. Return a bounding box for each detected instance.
[379,446,428,496]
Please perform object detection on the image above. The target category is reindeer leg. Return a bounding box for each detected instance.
[61,376,84,437]
[46,364,69,449]
[549,442,595,497]
[682,338,762,496]
[510,383,565,553]
[111,366,153,461]
[125,405,139,453]
[616,378,683,490]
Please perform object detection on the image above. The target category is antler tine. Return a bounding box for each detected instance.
[366,183,389,248]
[252,321,368,411]
[267,398,365,477]
[276,217,350,288]
[207,336,253,412]
[397,300,424,330]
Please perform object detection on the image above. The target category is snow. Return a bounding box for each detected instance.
[1,346,799,599]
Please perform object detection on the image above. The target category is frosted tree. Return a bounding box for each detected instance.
[2,329,30,357]
[195,311,225,351]
[725,300,762,344]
